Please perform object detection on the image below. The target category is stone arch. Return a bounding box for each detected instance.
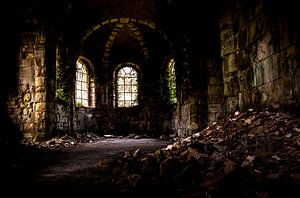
[102,22,150,68]
[80,17,172,52]
[81,18,156,43]
[76,55,94,75]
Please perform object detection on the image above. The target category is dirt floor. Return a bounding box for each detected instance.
[5,137,172,195]
[3,110,300,197]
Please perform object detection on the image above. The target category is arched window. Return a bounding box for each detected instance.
[115,64,138,108]
[167,58,177,104]
[75,60,95,107]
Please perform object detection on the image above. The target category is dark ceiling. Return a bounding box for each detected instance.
[14,0,222,72]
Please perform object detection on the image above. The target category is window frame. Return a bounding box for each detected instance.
[114,63,140,108]
[167,58,177,104]
[75,59,96,108]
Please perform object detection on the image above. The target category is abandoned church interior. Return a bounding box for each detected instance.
[1,0,300,196]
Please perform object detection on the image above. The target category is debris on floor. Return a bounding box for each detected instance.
[22,132,103,149]
[24,133,157,149]
[96,110,300,197]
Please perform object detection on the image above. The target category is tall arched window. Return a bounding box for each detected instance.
[75,60,95,107]
[115,64,138,107]
[168,58,177,104]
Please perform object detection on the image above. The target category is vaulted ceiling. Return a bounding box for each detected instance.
[17,0,222,72]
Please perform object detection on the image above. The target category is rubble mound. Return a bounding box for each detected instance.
[23,132,103,149]
[96,110,300,197]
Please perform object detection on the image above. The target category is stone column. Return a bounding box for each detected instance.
[11,32,48,141]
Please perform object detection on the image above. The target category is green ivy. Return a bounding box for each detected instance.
[55,88,68,103]
[76,101,83,107]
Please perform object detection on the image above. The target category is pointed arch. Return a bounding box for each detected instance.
[102,22,150,67]
[75,57,96,108]
[114,62,140,108]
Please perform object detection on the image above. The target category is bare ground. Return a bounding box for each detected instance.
[5,137,172,195]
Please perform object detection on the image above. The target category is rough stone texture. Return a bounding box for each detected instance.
[7,32,47,141]
[207,60,224,126]
[176,101,191,137]
[56,103,71,132]
[220,0,300,116]
[4,0,299,143]
[74,108,102,134]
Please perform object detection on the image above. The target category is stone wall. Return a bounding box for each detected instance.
[220,0,300,115]
[207,60,224,126]
[175,100,191,137]
[7,32,48,141]
[56,100,111,135]
[56,102,71,132]
[175,59,224,136]
[73,108,103,134]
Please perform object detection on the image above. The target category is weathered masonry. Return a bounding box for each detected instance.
[2,0,299,142]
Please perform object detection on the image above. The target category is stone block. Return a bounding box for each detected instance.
[190,104,197,114]
[209,96,223,104]
[208,85,224,96]
[257,40,267,61]
[240,68,253,88]
[253,64,263,86]
[262,57,273,84]
[220,28,234,44]
[224,82,231,96]
[227,53,238,73]
[208,77,221,85]
[35,102,46,112]
[257,32,273,61]
[119,17,129,23]
[19,66,32,80]
[207,113,216,122]
[110,18,118,23]
[223,39,236,56]
[35,92,46,102]
[272,54,279,80]
[226,96,239,112]
[35,77,44,88]
[34,66,43,76]
[189,97,198,104]
[208,104,223,113]
[242,92,252,109]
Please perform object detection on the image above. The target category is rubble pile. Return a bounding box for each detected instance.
[198,110,300,178]
[23,132,102,149]
[96,110,300,197]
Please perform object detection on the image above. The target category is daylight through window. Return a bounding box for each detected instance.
[75,60,95,107]
[168,58,177,104]
[116,66,138,107]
